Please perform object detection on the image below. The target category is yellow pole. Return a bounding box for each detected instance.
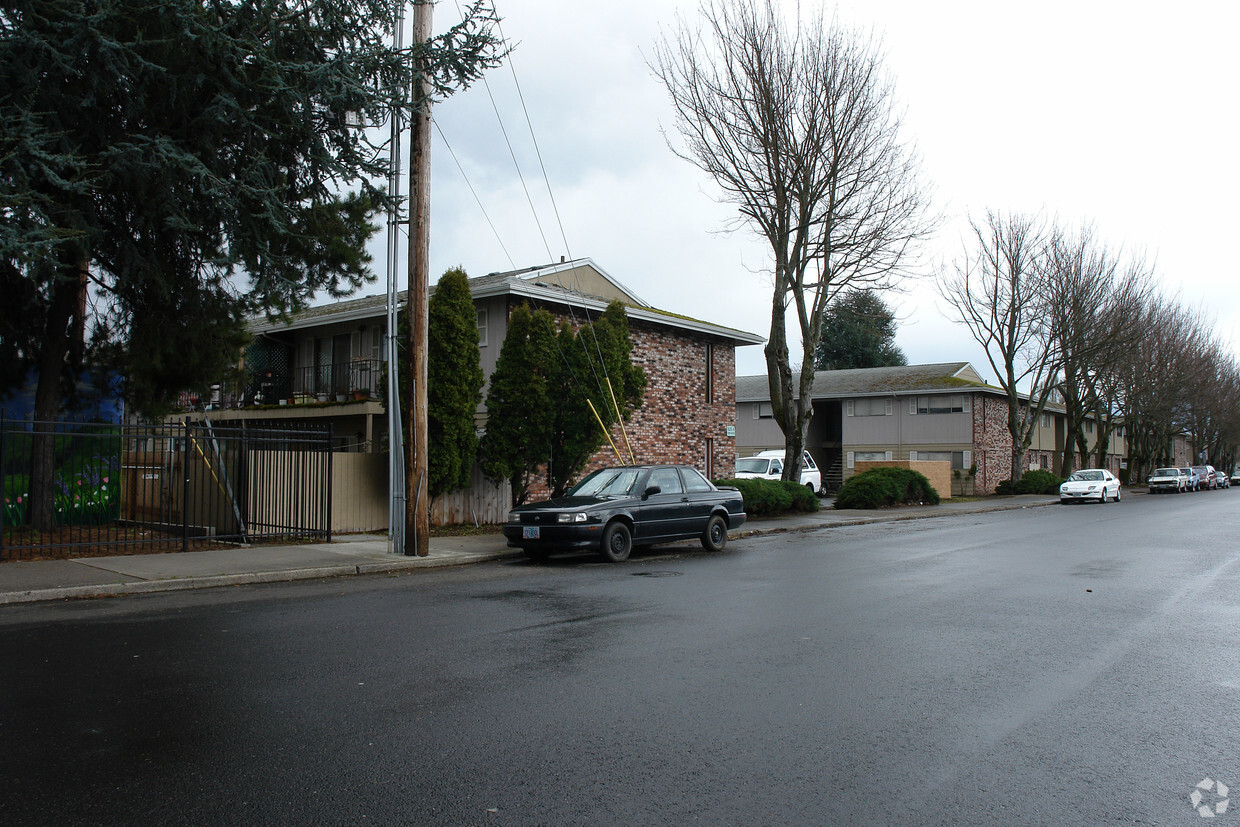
[605,377,636,464]
[587,398,625,465]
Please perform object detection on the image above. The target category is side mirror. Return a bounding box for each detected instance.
[643,485,661,500]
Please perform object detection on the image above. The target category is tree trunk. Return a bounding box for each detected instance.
[29,256,85,532]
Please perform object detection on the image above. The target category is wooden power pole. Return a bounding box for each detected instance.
[405,0,433,556]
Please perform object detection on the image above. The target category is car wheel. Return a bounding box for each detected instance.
[599,521,632,563]
[1100,490,1107,503]
[700,514,728,552]
[1115,487,1121,502]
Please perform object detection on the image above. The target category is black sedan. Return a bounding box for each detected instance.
[503,465,747,562]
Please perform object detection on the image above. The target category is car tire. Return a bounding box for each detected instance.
[1115,488,1121,502]
[1099,490,1106,504]
[700,514,728,552]
[600,521,632,563]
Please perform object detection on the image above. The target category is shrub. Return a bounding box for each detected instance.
[1013,469,1062,495]
[713,477,819,517]
[834,467,940,509]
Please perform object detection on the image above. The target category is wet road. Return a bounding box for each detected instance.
[3,492,1239,824]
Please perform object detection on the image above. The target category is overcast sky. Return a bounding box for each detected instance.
[389,0,1240,382]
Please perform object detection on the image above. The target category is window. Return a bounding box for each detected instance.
[703,438,714,480]
[705,342,714,403]
[477,309,488,347]
[1041,412,1052,429]
[371,326,383,360]
[755,402,774,419]
[854,451,890,463]
[647,467,684,494]
[916,450,971,470]
[1085,419,1094,434]
[683,467,714,493]
[913,394,970,415]
[848,397,891,416]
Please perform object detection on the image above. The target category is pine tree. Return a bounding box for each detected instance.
[427,268,485,498]
[814,289,907,370]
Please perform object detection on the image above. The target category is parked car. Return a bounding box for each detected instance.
[1181,467,1200,491]
[1147,467,1187,494]
[1230,468,1240,486]
[734,450,823,494]
[502,465,747,563]
[1059,468,1121,504]
[1218,472,1231,489]
[1192,465,1217,490]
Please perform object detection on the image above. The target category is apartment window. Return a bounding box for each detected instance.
[477,309,489,347]
[916,450,972,470]
[1041,412,1052,429]
[847,397,892,417]
[371,326,383,360]
[1085,419,1094,434]
[754,402,774,419]
[705,342,714,404]
[913,394,970,415]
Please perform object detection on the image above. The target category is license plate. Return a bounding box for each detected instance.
[522,526,540,540]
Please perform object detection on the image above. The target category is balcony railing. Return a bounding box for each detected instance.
[179,359,384,411]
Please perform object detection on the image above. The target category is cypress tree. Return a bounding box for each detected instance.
[427,268,485,497]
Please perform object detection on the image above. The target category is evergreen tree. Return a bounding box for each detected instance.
[814,289,907,370]
[547,302,647,497]
[480,304,557,506]
[0,0,501,528]
[427,268,485,498]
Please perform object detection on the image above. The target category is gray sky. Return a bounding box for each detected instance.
[401,0,1240,381]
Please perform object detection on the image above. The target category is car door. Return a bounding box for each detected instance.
[634,467,690,543]
[678,467,717,537]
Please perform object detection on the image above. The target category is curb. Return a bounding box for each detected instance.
[0,499,1056,606]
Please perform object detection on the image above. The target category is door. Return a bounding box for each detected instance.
[634,467,690,542]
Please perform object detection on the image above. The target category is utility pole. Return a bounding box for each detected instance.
[405,0,432,556]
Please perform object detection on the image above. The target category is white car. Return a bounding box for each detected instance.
[735,450,822,494]
[1059,468,1121,504]
[1147,467,1187,494]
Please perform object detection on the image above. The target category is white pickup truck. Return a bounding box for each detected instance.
[734,450,822,494]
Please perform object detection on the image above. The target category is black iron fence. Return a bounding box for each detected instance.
[1,416,333,561]
[179,358,383,411]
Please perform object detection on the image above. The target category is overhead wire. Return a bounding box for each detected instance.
[436,1,636,462]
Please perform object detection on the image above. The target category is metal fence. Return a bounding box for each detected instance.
[1,416,333,561]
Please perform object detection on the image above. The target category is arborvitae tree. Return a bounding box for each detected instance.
[427,268,485,497]
[480,304,557,506]
[814,289,907,370]
[547,301,647,497]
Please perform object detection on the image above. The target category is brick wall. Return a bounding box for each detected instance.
[520,317,739,502]
[972,393,1013,495]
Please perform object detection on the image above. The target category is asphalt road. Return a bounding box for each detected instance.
[3,491,1239,825]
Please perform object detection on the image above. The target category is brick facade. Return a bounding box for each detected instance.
[521,315,740,501]
[971,393,1012,495]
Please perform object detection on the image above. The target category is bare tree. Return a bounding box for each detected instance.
[939,210,1058,482]
[1043,226,1152,475]
[652,0,931,481]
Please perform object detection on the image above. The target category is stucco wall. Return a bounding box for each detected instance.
[853,460,953,500]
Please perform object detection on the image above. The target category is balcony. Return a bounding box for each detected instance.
[180,359,384,411]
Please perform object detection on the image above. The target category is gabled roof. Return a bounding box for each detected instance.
[735,362,990,402]
[249,258,764,346]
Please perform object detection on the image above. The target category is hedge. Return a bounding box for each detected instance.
[833,466,940,509]
[994,469,1063,495]
[713,478,819,517]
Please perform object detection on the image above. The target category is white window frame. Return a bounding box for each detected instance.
[477,309,489,347]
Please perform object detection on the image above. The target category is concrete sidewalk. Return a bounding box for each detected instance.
[0,495,1058,605]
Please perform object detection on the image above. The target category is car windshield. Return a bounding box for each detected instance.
[1152,468,1178,477]
[735,457,770,473]
[1070,471,1104,481]
[569,468,642,498]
